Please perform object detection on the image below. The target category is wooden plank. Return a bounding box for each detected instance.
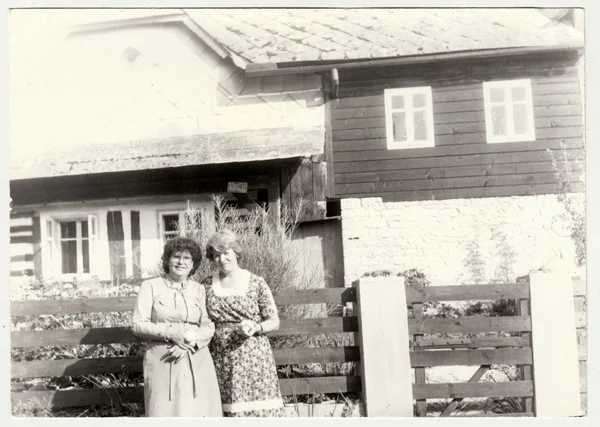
[11,327,137,348]
[331,107,582,130]
[11,376,362,408]
[333,148,585,174]
[106,211,126,283]
[373,182,586,203]
[406,284,529,303]
[130,211,142,279]
[268,317,360,336]
[10,288,358,316]
[322,85,336,199]
[11,387,145,408]
[274,288,357,304]
[516,293,534,415]
[533,81,581,95]
[534,93,582,106]
[333,138,583,162]
[12,347,361,378]
[311,161,327,219]
[440,365,490,416]
[530,272,581,416]
[11,317,360,346]
[12,356,144,378]
[412,337,528,349]
[458,412,535,417]
[410,348,532,367]
[280,376,362,395]
[409,316,531,335]
[335,171,581,195]
[335,161,581,184]
[331,106,385,120]
[356,276,414,416]
[273,346,360,365]
[413,302,427,417]
[11,297,137,316]
[412,381,534,400]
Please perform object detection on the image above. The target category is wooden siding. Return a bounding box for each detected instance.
[9,213,36,278]
[281,158,328,222]
[330,50,585,202]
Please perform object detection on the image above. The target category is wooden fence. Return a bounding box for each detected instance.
[10,273,585,417]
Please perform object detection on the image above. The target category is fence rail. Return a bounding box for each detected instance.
[11,281,540,416]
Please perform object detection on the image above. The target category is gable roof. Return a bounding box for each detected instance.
[184,8,583,66]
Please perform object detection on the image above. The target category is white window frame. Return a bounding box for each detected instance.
[40,214,99,278]
[158,211,185,247]
[384,86,435,150]
[483,79,536,143]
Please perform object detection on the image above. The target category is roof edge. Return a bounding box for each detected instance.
[246,44,584,77]
[65,11,247,69]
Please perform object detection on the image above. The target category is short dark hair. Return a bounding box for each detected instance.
[161,237,202,276]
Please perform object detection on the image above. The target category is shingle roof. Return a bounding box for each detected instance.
[185,8,583,65]
[9,127,324,180]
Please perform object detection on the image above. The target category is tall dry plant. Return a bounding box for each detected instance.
[181,196,323,329]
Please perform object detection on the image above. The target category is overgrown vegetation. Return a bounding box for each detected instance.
[547,141,586,267]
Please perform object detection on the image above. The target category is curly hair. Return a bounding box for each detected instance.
[161,237,202,276]
[206,229,244,263]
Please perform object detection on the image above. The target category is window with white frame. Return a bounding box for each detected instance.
[159,211,185,245]
[384,86,435,149]
[43,215,98,277]
[483,79,536,143]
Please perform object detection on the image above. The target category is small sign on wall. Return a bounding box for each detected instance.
[227,182,248,194]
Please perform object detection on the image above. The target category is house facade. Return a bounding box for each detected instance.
[9,8,585,289]
[9,12,337,285]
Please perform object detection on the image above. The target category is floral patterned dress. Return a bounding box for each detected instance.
[204,270,285,417]
[132,277,222,417]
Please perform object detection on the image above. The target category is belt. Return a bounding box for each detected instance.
[169,351,197,401]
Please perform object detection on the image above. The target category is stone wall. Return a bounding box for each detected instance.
[341,194,583,287]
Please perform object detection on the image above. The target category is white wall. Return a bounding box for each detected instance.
[341,194,583,287]
[33,196,213,282]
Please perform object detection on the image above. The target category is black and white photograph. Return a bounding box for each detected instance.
[5,3,594,419]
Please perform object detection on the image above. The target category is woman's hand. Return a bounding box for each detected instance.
[239,319,260,337]
[166,327,196,351]
[162,345,189,364]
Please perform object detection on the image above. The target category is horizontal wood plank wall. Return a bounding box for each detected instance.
[9,213,36,278]
[330,51,584,202]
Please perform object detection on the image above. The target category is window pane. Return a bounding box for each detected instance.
[491,105,507,135]
[81,220,89,238]
[82,240,90,273]
[61,240,77,273]
[490,87,504,103]
[391,95,405,109]
[412,93,426,108]
[60,222,77,239]
[163,214,179,233]
[513,103,529,134]
[414,110,428,141]
[512,86,526,102]
[392,112,407,142]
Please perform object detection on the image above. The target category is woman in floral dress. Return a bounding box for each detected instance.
[132,237,222,417]
[204,229,285,417]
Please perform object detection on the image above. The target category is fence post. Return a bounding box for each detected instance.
[355,276,413,417]
[516,275,534,415]
[529,272,581,417]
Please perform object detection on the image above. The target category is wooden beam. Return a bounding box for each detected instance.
[440,365,491,416]
[232,192,260,212]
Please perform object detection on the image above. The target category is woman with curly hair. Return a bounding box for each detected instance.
[132,237,222,417]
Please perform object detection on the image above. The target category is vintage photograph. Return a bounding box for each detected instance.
[7,7,586,418]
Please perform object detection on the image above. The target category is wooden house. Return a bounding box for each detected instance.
[9,9,585,288]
